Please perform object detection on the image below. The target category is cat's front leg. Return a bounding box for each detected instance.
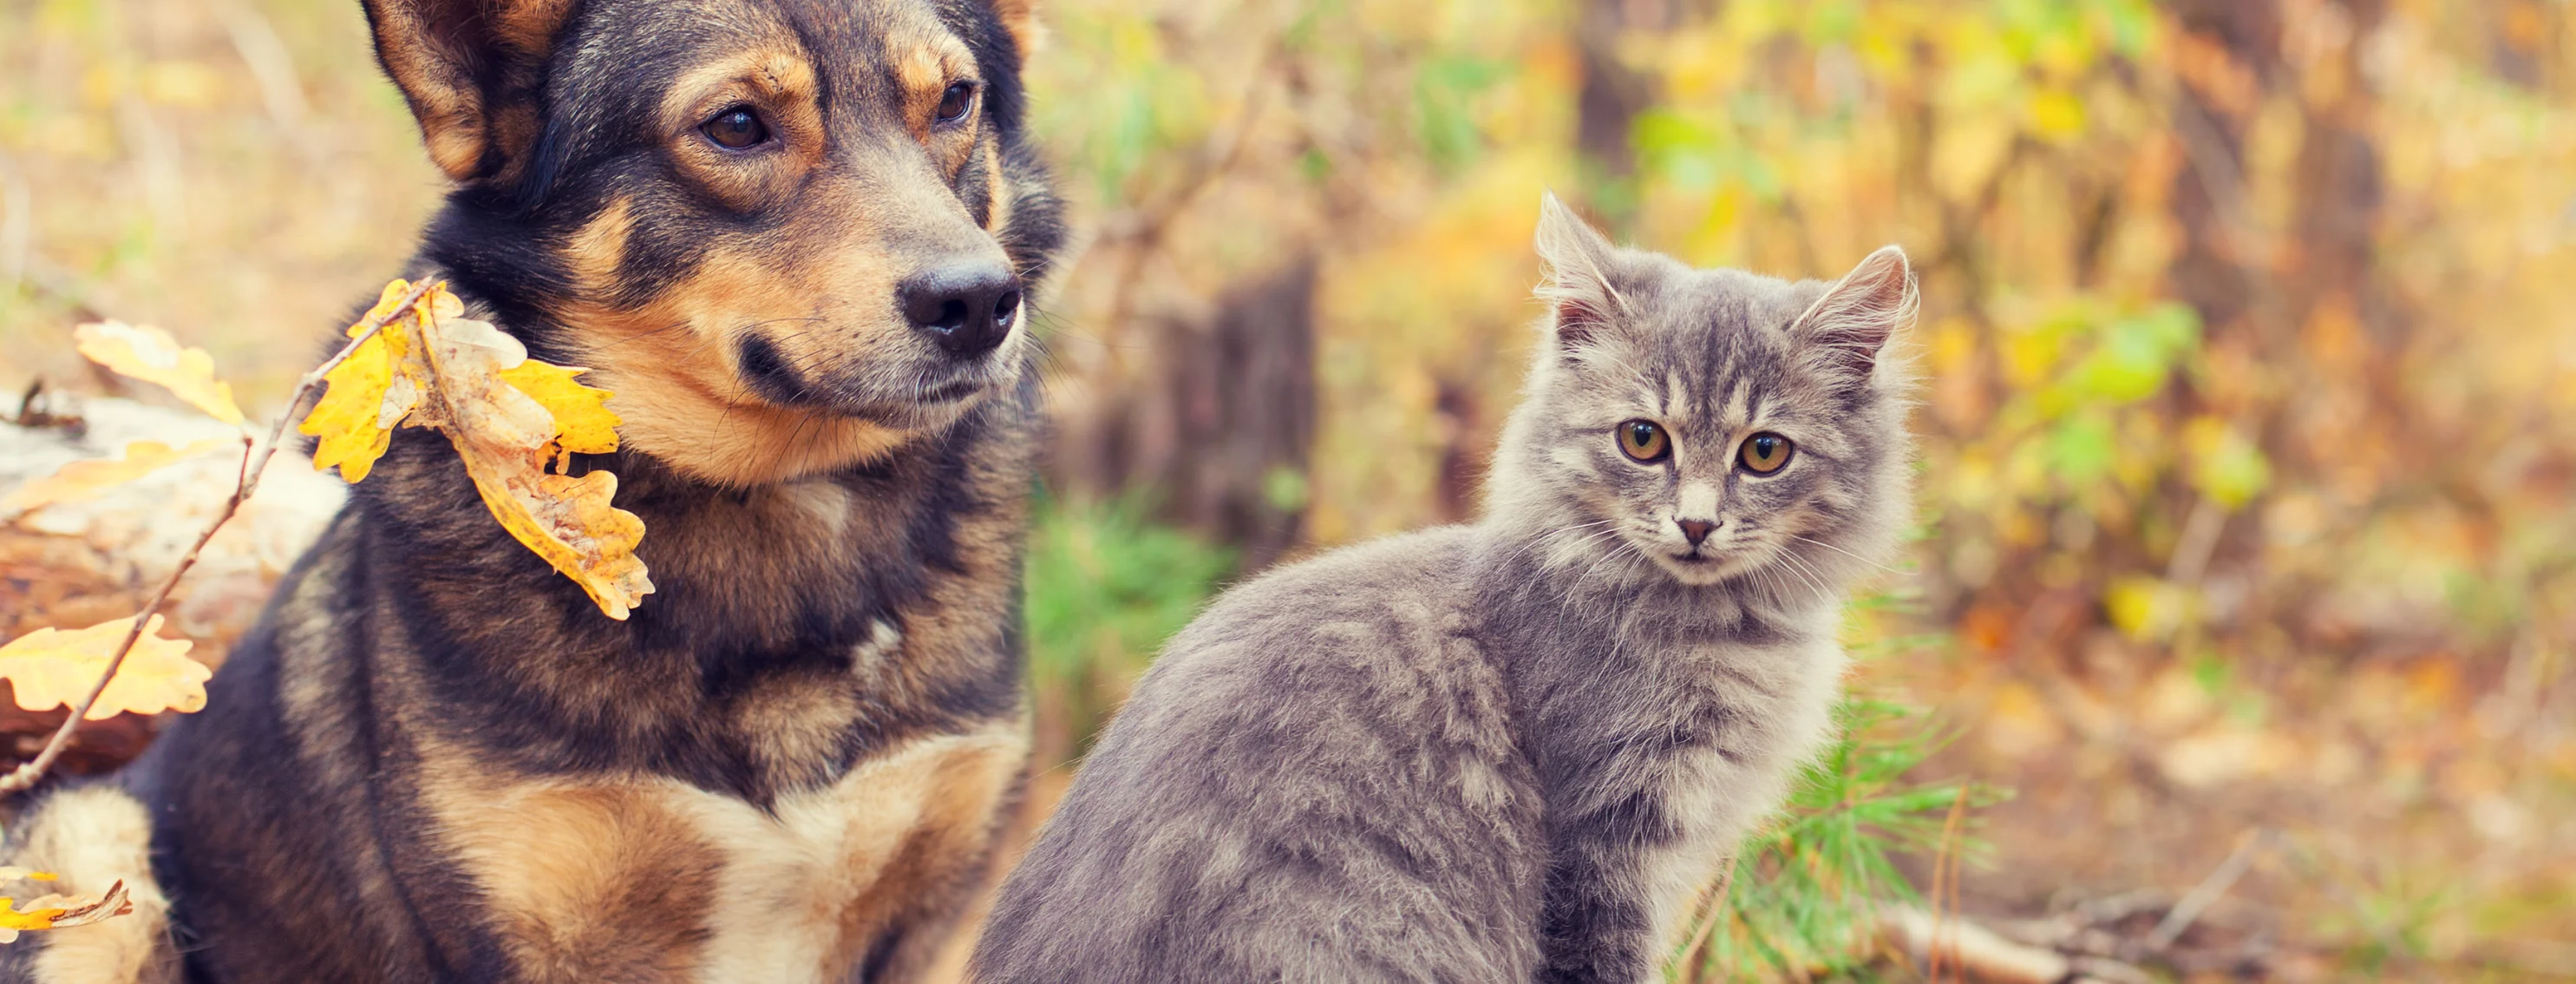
[1533,805,1665,984]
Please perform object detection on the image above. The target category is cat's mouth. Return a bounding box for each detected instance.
[1654,543,1769,586]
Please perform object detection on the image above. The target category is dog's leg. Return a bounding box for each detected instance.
[0,785,178,984]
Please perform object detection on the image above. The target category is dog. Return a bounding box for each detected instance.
[0,0,1062,980]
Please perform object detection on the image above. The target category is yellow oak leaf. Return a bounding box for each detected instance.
[309,279,651,619]
[1,439,236,515]
[72,322,246,426]
[0,880,134,944]
[301,279,452,482]
[497,360,621,456]
[466,465,654,620]
[300,331,402,482]
[413,314,651,619]
[0,615,211,720]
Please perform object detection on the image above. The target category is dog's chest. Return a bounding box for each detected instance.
[423,723,1026,983]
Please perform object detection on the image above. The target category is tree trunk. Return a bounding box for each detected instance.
[1051,256,1319,572]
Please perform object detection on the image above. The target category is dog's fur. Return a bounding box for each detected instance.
[1,0,1062,980]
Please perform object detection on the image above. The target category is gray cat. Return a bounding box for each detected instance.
[974,194,1918,984]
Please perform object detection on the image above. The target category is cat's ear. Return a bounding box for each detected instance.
[1534,192,1625,351]
[1792,245,1916,382]
[362,0,578,181]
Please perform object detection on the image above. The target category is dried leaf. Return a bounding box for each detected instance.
[73,322,246,426]
[467,467,654,620]
[497,360,620,456]
[300,331,401,482]
[420,316,651,620]
[2,439,236,515]
[298,279,651,619]
[0,615,210,720]
[300,280,441,482]
[0,880,134,944]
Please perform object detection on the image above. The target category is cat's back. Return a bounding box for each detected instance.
[974,526,1546,983]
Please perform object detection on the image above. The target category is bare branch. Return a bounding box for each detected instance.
[2144,828,2271,952]
[0,278,440,795]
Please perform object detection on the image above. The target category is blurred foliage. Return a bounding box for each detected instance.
[7,0,2576,977]
[1023,495,1234,763]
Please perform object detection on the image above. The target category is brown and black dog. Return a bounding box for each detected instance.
[0,0,1062,980]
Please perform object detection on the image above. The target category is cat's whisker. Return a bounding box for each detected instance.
[1507,520,1615,566]
[1540,526,1631,574]
[1771,548,1834,600]
[1787,533,1903,574]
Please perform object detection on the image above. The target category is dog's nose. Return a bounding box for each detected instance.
[900,260,1023,358]
[1677,518,1716,547]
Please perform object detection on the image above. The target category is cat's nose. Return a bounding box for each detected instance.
[1677,518,1717,547]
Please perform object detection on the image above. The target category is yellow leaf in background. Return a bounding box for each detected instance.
[2028,88,2087,141]
[2103,574,2193,644]
[0,880,134,944]
[2183,417,2272,510]
[72,322,246,426]
[0,870,58,887]
[0,439,234,515]
[498,361,621,456]
[0,615,211,720]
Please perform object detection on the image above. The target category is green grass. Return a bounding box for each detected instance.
[1677,695,2000,981]
[1024,494,1238,759]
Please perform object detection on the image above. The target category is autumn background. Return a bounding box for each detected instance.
[3,0,2573,979]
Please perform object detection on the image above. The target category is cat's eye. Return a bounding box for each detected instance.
[1617,420,1670,463]
[1738,432,1794,474]
[701,107,772,150]
[936,82,978,125]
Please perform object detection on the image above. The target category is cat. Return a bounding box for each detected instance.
[971,194,1918,984]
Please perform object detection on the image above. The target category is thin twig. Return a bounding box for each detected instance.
[2144,828,2270,952]
[1926,783,1971,982]
[0,278,439,794]
[1673,858,1737,983]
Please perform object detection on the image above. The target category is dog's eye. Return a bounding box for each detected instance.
[701,107,771,150]
[1738,432,1794,474]
[935,82,977,125]
[1617,420,1670,463]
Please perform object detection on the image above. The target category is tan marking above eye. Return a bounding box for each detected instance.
[1739,432,1794,474]
[886,20,978,140]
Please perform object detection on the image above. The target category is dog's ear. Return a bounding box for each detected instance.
[987,0,1044,60]
[362,0,579,181]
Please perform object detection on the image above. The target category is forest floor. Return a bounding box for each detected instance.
[4,403,2571,982]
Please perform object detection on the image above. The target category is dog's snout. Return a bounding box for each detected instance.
[901,260,1023,358]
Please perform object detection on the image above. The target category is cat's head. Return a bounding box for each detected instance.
[1490,194,1916,597]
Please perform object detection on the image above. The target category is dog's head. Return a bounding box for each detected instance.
[366,0,1062,486]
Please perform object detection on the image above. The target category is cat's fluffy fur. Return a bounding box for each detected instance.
[973,195,1918,984]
